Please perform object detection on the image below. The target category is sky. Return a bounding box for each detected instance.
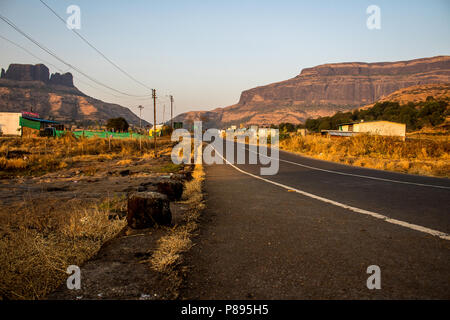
[0,0,449,123]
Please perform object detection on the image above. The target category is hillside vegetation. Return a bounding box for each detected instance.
[304,98,449,132]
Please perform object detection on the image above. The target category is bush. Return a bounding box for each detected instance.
[304,99,449,132]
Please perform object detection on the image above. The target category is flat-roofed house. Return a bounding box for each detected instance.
[339,120,406,139]
[0,112,22,136]
[322,120,406,140]
[19,115,63,137]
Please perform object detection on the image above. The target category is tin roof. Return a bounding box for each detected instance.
[21,115,60,124]
[338,120,404,126]
[321,130,359,137]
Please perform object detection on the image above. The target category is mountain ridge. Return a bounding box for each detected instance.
[174,56,450,128]
[0,63,149,127]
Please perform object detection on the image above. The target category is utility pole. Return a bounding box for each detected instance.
[137,105,143,153]
[138,105,144,131]
[152,89,157,157]
[170,95,174,129]
[163,104,165,125]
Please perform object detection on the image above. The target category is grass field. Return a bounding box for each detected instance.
[0,199,126,299]
[0,135,179,299]
[279,134,450,177]
[0,135,161,176]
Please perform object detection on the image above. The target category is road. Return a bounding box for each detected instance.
[182,139,450,299]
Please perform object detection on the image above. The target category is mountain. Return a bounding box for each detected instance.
[174,56,450,128]
[304,83,450,133]
[361,83,450,109]
[0,63,149,127]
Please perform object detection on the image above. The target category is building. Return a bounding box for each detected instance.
[323,120,406,140]
[173,122,183,129]
[340,120,406,138]
[19,114,64,137]
[0,112,22,136]
[297,128,307,136]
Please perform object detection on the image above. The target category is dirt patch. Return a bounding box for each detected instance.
[0,136,194,300]
[47,163,204,300]
[47,202,191,300]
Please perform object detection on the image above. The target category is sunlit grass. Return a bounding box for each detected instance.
[280,134,450,177]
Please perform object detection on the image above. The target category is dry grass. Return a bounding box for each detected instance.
[149,164,205,274]
[0,136,173,176]
[280,134,450,177]
[116,159,133,166]
[150,229,193,273]
[0,135,177,300]
[0,199,126,300]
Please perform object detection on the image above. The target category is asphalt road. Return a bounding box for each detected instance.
[182,139,450,299]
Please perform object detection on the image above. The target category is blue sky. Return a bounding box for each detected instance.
[0,0,449,123]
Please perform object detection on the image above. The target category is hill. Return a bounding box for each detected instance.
[361,83,450,109]
[173,56,450,128]
[303,83,450,132]
[0,63,149,127]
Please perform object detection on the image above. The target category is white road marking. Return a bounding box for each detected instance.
[214,146,450,241]
[243,145,450,190]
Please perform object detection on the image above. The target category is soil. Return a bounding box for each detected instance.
[47,202,190,300]
[0,152,194,300]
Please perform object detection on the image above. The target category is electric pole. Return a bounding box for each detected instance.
[138,105,143,153]
[170,95,174,129]
[138,105,144,131]
[152,89,157,157]
[163,104,165,125]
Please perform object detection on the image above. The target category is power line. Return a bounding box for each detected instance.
[0,33,117,96]
[0,33,151,106]
[0,34,68,73]
[0,33,154,123]
[39,0,154,92]
[0,13,152,98]
[0,33,119,94]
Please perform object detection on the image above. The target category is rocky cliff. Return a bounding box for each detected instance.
[1,63,75,87]
[0,63,149,127]
[174,56,450,128]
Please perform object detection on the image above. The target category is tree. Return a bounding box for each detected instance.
[305,118,320,132]
[318,117,332,131]
[106,117,129,132]
[304,99,448,132]
[418,100,446,127]
[278,123,296,133]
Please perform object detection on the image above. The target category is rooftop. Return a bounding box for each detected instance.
[338,120,404,126]
[21,115,60,124]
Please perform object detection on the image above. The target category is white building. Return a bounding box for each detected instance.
[339,120,406,139]
[0,112,22,136]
